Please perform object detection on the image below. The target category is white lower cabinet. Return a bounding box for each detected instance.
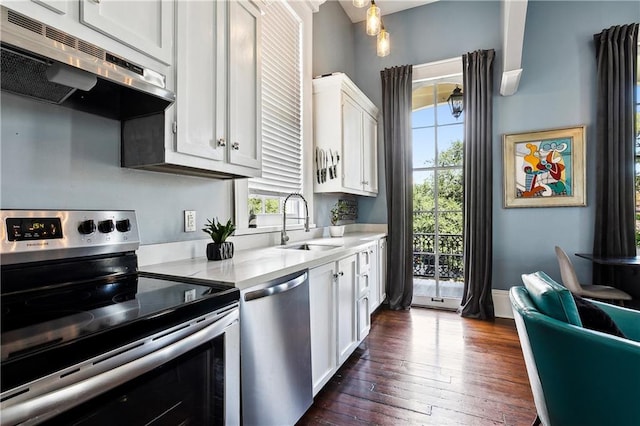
[308,262,337,396]
[378,237,387,307]
[336,255,358,366]
[309,254,358,396]
[357,295,371,341]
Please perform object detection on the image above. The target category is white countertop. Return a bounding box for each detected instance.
[139,232,386,290]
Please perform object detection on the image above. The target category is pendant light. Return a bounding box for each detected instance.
[366,0,381,36]
[377,22,390,57]
[353,0,367,8]
[447,86,464,119]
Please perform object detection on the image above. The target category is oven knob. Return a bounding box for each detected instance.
[78,219,96,235]
[98,219,115,233]
[116,219,131,232]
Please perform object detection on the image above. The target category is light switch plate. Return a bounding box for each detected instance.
[184,210,196,232]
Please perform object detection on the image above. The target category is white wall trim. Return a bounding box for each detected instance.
[493,289,514,319]
[413,57,463,83]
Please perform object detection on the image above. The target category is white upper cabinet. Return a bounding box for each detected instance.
[79,0,173,65]
[122,0,262,179]
[174,0,223,162]
[313,73,379,197]
[2,0,172,71]
[228,0,261,170]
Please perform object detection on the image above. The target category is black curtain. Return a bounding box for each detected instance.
[459,50,495,320]
[380,65,413,310]
[592,24,638,286]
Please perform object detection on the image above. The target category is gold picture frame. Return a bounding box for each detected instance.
[503,125,586,208]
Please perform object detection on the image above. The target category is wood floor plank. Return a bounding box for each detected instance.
[298,307,536,426]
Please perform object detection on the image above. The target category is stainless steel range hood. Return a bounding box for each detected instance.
[0,6,175,120]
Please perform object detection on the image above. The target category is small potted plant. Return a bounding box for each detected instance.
[329,200,350,237]
[202,217,236,260]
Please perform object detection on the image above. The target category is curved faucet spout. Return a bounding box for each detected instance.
[281,193,310,245]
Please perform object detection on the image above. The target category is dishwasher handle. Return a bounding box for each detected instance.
[244,272,308,302]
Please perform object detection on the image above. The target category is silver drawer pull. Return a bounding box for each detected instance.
[217,138,226,147]
[232,142,240,150]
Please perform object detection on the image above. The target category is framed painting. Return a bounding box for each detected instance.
[503,125,586,208]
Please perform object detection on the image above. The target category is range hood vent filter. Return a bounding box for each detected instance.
[1,48,75,103]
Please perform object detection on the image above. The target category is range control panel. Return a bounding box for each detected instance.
[1,210,140,265]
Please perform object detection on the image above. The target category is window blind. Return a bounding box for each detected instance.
[248,1,302,195]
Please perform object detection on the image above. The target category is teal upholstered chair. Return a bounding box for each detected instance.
[510,271,640,426]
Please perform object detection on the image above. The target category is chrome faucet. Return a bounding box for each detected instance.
[281,193,310,245]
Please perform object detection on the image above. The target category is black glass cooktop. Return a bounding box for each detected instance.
[1,274,239,392]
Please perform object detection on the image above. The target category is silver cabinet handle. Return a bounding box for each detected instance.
[217,138,226,147]
[232,142,240,150]
[332,271,344,279]
[244,272,307,302]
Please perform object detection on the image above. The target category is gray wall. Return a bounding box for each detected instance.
[314,0,639,290]
[312,0,358,226]
[1,94,233,245]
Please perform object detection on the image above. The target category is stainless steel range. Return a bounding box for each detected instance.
[0,210,240,426]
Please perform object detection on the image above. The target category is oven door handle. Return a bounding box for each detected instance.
[1,308,239,426]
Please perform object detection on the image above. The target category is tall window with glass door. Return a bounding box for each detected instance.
[412,80,464,308]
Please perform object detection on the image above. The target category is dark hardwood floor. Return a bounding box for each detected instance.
[299,307,536,425]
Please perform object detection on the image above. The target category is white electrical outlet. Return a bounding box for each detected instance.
[184,210,196,232]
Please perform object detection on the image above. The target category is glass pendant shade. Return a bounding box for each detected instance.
[377,27,390,57]
[448,86,464,119]
[353,0,367,8]
[366,2,381,36]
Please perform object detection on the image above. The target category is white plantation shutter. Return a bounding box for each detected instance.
[248,1,302,195]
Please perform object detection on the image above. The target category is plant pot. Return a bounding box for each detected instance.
[207,242,234,261]
[329,225,345,238]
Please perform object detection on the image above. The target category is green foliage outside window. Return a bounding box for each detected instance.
[265,199,280,214]
[414,140,463,236]
[248,197,281,214]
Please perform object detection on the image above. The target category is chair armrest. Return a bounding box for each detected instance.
[590,300,640,342]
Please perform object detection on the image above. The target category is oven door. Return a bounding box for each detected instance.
[0,306,239,426]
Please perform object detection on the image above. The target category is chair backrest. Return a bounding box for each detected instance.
[521,271,582,326]
[554,246,583,294]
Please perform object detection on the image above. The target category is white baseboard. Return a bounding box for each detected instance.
[493,289,513,319]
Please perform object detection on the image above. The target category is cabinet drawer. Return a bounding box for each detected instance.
[357,272,370,298]
[357,246,375,275]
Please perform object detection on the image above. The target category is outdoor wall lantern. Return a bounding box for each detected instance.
[448,85,464,119]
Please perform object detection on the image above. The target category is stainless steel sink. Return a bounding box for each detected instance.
[280,243,341,251]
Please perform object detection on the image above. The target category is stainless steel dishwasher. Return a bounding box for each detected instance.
[240,270,312,426]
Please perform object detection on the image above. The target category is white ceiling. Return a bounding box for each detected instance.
[338,0,438,23]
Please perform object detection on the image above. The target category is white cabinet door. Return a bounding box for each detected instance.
[228,0,261,170]
[357,295,371,341]
[337,255,358,365]
[362,112,378,194]
[367,243,380,310]
[309,262,337,396]
[378,238,387,306]
[80,0,173,65]
[31,0,68,15]
[342,95,363,192]
[175,0,223,162]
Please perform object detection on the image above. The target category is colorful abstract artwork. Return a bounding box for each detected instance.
[503,126,586,208]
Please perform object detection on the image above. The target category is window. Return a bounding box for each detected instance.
[235,1,314,232]
[411,58,464,310]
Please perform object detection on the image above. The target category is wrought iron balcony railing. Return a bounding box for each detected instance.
[413,232,463,279]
